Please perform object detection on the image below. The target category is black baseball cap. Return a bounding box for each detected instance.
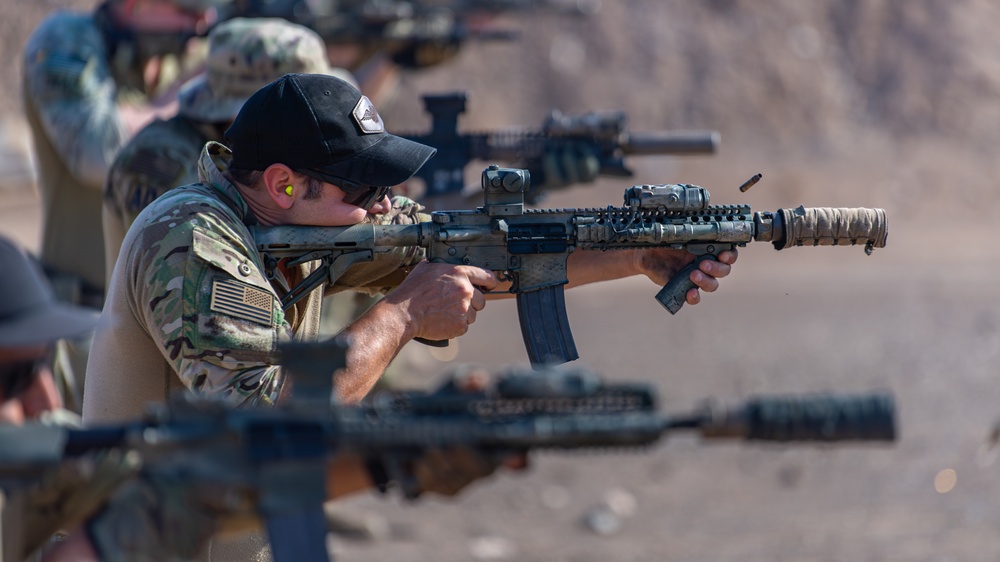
[225,73,436,187]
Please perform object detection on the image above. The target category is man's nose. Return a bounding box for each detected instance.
[20,367,63,419]
[367,194,392,215]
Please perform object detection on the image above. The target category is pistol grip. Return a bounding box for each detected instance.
[655,255,717,314]
[516,285,579,369]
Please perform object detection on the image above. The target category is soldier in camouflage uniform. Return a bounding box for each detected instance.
[86,73,475,562]
[0,235,111,562]
[84,70,736,418]
[102,17,358,280]
[81,72,735,561]
[22,0,232,415]
[0,237,95,428]
[84,75,449,420]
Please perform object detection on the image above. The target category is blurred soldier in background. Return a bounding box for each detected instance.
[0,237,96,426]
[22,0,230,414]
[0,236,504,561]
[0,235,109,562]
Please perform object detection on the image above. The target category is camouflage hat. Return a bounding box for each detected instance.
[179,17,359,123]
[0,238,98,348]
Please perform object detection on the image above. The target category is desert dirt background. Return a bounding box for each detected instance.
[2,1,1000,561]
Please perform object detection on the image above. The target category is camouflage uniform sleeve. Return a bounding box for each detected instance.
[18,450,141,561]
[329,195,430,295]
[23,13,127,188]
[104,119,204,233]
[128,193,290,407]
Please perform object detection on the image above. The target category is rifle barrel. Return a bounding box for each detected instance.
[695,392,896,442]
[623,130,720,155]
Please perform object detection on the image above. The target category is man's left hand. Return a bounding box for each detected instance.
[634,248,739,305]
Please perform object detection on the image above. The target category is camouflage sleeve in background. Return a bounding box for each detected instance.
[23,12,127,189]
[126,186,289,408]
[19,450,141,561]
[104,117,206,235]
[328,195,431,295]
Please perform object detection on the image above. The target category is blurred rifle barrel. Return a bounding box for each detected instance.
[623,130,720,156]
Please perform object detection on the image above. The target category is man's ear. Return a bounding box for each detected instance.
[261,164,298,210]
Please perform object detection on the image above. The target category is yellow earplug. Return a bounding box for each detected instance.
[285,185,293,196]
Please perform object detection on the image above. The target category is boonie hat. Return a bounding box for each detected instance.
[225,73,436,187]
[179,18,358,123]
[0,238,99,348]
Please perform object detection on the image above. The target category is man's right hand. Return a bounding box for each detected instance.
[383,261,498,342]
[332,262,498,402]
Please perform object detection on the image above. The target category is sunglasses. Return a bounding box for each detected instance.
[297,169,391,210]
[0,354,48,400]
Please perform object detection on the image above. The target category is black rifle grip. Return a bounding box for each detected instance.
[516,285,579,369]
[655,255,717,314]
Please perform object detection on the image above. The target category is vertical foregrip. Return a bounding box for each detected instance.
[515,286,579,369]
[655,255,717,314]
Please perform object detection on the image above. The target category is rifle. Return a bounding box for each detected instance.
[400,91,720,200]
[0,338,897,562]
[252,166,888,367]
[222,0,592,69]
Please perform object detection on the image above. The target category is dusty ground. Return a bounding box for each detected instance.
[3,1,1000,561]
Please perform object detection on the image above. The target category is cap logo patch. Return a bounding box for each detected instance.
[352,95,384,134]
[210,279,274,326]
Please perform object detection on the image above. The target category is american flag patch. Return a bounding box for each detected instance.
[210,279,274,326]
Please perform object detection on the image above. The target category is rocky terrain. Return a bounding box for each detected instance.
[3,1,1000,560]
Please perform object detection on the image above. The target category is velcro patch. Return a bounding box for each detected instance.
[352,95,384,134]
[210,279,274,326]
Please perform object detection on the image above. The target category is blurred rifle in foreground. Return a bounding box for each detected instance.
[223,0,596,68]
[253,166,888,367]
[400,92,719,202]
[0,339,896,562]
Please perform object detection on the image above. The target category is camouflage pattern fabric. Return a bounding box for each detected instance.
[103,115,210,280]
[87,448,262,562]
[1,412,141,562]
[331,194,428,295]
[85,141,426,419]
[178,17,357,123]
[19,450,142,561]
